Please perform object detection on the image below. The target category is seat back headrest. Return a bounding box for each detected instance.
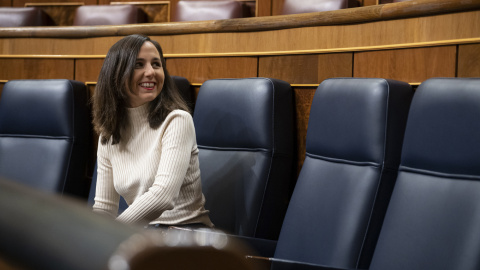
[0,7,51,27]
[0,79,88,138]
[194,77,293,153]
[282,0,348,15]
[307,78,413,167]
[400,78,480,176]
[73,5,146,26]
[174,1,244,22]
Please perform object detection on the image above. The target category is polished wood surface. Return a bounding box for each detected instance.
[293,86,316,175]
[13,0,95,6]
[0,58,74,80]
[166,57,258,83]
[259,53,353,84]
[256,0,271,16]
[1,0,479,38]
[458,43,480,77]
[75,58,104,82]
[353,46,457,83]
[25,2,83,26]
[110,1,170,23]
[0,0,12,7]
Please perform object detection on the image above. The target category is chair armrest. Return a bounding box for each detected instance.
[232,235,277,257]
[269,258,363,270]
[167,227,278,257]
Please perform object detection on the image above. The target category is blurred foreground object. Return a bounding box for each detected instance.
[0,178,259,270]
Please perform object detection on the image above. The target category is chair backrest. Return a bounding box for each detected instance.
[171,75,194,111]
[88,76,193,211]
[273,78,413,269]
[0,7,52,27]
[73,5,146,26]
[174,1,244,22]
[193,77,295,240]
[282,0,348,15]
[369,78,480,270]
[0,79,91,199]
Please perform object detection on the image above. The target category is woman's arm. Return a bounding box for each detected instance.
[92,139,121,218]
[116,111,195,224]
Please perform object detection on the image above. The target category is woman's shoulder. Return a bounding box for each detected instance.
[165,109,192,120]
[162,109,194,128]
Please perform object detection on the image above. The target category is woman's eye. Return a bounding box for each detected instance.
[135,62,143,68]
[152,62,162,68]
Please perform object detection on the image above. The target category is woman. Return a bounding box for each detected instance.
[92,34,213,228]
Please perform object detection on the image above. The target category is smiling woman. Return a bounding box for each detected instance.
[91,34,213,229]
[128,41,165,108]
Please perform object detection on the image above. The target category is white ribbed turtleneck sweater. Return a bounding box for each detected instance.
[93,104,213,227]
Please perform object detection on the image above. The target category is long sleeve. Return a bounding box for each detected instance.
[116,112,194,224]
[91,107,212,227]
[92,138,120,218]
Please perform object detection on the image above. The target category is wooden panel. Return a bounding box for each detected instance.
[271,0,283,16]
[293,86,316,175]
[110,1,170,23]
[353,46,456,83]
[256,0,271,16]
[458,43,480,77]
[0,59,74,80]
[1,10,479,56]
[25,2,84,26]
[166,57,258,84]
[363,0,378,5]
[0,0,12,7]
[259,53,352,84]
[75,59,104,83]
[14,0,95,7]
[0,82,5,99]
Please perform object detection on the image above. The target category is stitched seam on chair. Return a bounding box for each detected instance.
[255,77,275,238]
[400,165,480,181]
[61,80,75,195]
[0,135,72,140]
[305,153,381,168]
[198,145,270,152]
[356,78,390,268]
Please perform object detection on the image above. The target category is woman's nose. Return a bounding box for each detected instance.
[144,64,154,76]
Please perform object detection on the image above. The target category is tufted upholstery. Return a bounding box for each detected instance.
[193,78,295,240]
[73,5,146,26]
[0,7,52,27]
[282,0,349,15]
[0,79,91,199]
[271,78,413,269]
[174,1,244,22]
[369,78,480,270]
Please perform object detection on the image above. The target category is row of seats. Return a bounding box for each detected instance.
[0,1,251,27]
[184,76,480,270]
[0,0,411,27]
[1,76,479,269]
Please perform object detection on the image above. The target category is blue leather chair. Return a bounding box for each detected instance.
[171,75,194,111]
[193,77,295,241]
[369,78,480,270]
[266,78,413,269]
[0,79,91,199]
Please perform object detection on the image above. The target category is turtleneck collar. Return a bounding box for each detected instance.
[127,102,149,126]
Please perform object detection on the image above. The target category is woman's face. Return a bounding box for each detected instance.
[127,41,165,108]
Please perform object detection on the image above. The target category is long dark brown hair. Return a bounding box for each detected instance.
[92,34,190,145]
